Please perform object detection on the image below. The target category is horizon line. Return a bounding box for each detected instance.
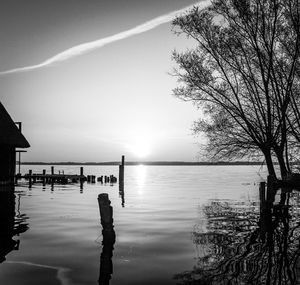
[21,160,265,165]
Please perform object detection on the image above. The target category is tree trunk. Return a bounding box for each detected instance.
[264,150,277,179]
[275,150,288,179]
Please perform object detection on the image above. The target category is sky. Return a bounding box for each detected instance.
[0,0,210,162]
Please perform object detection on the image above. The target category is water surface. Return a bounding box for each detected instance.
[2,165,297,284]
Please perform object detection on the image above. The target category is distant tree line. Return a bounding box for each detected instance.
[172,0,300,179]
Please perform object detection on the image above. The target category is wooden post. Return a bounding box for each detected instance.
[29,170,32,188]
[98,194,114,231]
[80,167,84,189]
[119,155,125,184]
[42,169,46,186]
[119,165,124,183]
[51,166,54,185]
[97,193,115,285]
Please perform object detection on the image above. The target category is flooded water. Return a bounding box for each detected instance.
[1,165,300,284]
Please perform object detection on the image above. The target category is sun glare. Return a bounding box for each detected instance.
[128,137,151,158]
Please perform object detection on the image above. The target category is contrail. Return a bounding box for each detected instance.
[0,1,210,75]
[6,261,76,285]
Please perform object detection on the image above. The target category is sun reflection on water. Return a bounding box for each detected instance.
[136,165,147,193]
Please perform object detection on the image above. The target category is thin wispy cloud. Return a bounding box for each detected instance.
[0,0,210,75]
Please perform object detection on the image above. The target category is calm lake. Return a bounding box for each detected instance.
[1,165,300,284]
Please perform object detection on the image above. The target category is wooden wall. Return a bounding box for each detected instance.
[0,145,16,185]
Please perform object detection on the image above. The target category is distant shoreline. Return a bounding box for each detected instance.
[21,161,266,166]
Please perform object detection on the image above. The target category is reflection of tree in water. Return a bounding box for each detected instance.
[174,192,300,285]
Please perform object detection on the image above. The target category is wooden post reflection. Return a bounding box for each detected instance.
[119,181,125,207]
[259,182,266,213]
[259,181,272,243]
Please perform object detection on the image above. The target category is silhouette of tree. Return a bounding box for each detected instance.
[172,0,300,178]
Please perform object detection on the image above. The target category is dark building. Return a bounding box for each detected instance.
[0,102,30,185]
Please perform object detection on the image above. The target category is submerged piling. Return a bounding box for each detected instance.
[28,170,32,188]
[98,194,114,231]
[80,167,84,190]
[42,169,46,186]
[51,166,54,185]
[97,193,115,285]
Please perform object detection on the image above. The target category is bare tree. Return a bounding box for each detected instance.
[172,0,300,178]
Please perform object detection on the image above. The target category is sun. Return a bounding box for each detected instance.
[128,137,151,158]
[133,143,150,158]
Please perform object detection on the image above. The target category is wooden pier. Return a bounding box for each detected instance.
[14,166,86,185]
[21,173,86,184]
[14,156,125,188]
[15,166,119,187]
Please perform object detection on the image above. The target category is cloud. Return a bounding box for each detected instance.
[0,1,210,75]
